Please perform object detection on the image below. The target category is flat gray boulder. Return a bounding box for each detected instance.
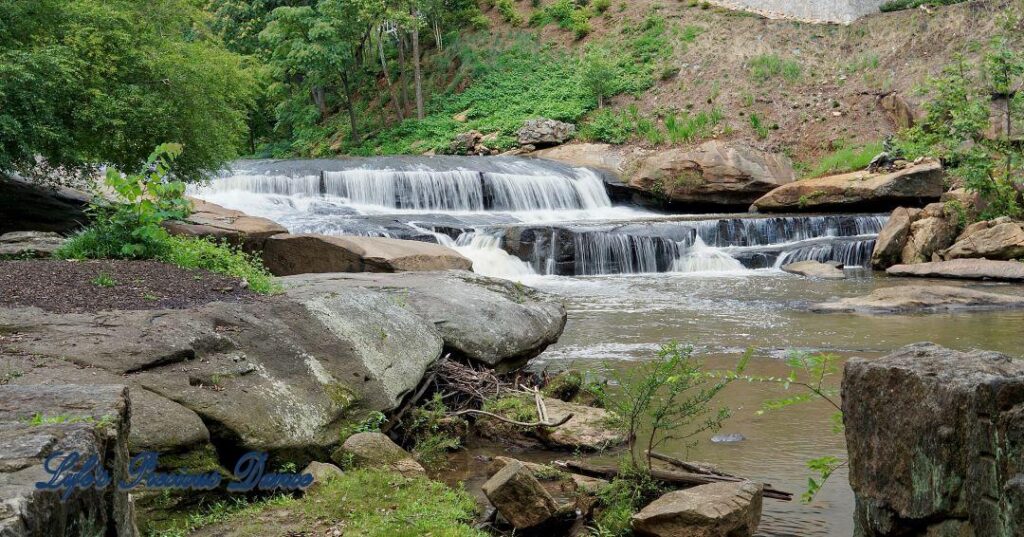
[0,231,66,258]
[631,481,763,537]
[279,271,567,370]
[887,259,1024,282]
[781,260,846,279]
[811,285,1024,313]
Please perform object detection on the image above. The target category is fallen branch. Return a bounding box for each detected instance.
[451,409,574,428]
[647,451,728,477]
[554,460,793,501]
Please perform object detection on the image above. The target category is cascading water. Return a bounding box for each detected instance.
[191,157,888,279]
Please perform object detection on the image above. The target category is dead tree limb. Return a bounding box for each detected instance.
[451,409,574,428]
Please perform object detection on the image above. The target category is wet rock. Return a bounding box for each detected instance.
[0,173,89,235]
[0,231,66,258]
[279,271,566,370]
[540,398,625,451]
[781,260,845,279]
[300,461,343,489]
[482,459,561,530]
[517,119,576,148]
[334,432,425,478]
[886,259,1024,282]
[633,141,796,209]
[0,384,137,537]
[261,233,472,276]
[843,343,1024,537]
[710,433,746,444]
[811,285,1024,314]
[870,207,920,269]
[631,481,763,537]
[942,220,1024,261]
[163,198,287,251]
[751,158,943,212]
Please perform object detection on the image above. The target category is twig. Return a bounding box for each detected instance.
[450,409,574,428]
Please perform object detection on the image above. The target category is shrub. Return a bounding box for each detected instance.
[593,0,611,14]
[664,108,723,144]
[495,0,524,26]
[160,236,278,294]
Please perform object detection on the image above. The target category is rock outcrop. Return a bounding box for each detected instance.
[279,271,567,370]
[335,432,425,478]
[0,174,89,235]
[631,481,763,537]
[871,202,960,269]
[870,207,920,269]
[886,259,1024,282]
[0,384,137,537]
[482,459,561,530]
[517,119,576,148]
[843,343,1024,536]
[942,219,1024,261]
[751,158,943,212]
[633,141,796,209]
[0,231,66,258]
[781,260,845,279]
[163,198,287,251]
[261,233,472,276]
[811,285,1024,313]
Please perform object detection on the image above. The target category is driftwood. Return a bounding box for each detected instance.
[450,409,574,428]
[646,451,729,477]
[554,460,793,502]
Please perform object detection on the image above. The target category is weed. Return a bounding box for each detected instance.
[90,273,117,288]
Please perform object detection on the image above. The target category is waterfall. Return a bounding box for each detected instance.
[195,174,321,196]
[672,237,746,273]
[573,233,679,275]
[485,169,612,212]
[433,230,538,280]
[324,169,486,211]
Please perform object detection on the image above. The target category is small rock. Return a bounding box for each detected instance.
[0,231,66,257]
[711,433,746,444]
[334,432,426,478]
[781,260,846,280]
[482,459,561,530]
[631,481,763,537]
[301,461,343,489]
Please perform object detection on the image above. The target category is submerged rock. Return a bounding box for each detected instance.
[261,233,472,276]
[335,432,425,478]
[710,433,746,444]
[781,260,846,279]
[843,343,1024,536]
[279,271,566,369]
[751,158,943,212]
[482,459,561,530]
[811,285,1024,313]
[631,481,763,537]
[887,259,1024,282]
[0,384,137,537]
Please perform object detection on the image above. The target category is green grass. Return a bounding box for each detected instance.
[880,0,966,12]
[805,141,884,178]
[483,395,537,422]
[749,54,802,84]
[749,113,770,139]
[91,272,117,288]
[664,108,723,144]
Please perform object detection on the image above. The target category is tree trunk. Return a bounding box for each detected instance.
[397,33,409,114]
[341,75,358,140]
[411,19,424,120]
[379,29,404,122]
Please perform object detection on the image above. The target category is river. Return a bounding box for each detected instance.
[193,157,1024,536]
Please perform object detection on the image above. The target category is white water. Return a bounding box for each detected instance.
[672,236,747,273]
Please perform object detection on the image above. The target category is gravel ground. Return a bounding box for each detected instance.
[0,259,258,313]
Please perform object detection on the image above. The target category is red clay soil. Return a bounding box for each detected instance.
[0,259,258,314]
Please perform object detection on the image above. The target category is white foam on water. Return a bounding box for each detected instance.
[672,236,747,273]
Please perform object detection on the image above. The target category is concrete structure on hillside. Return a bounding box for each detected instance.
[707,0,888,24]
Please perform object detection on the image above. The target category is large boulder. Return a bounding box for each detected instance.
[630,481,763,537]
[261,233,472,276]
[163,198,287,251]
[0,174,89,235]
[517,119,576,148]
[781,260,845,280]
[811,285,1024,314]
[632,141,796,209]
[482,459,561,530]
[0,231,66,258]
[843,343,1024,536]
[0,384,137,537]
[886,259,1024,282]
[751,158,944,212]
[335,432,425,478]
[899,203,958,264]
[870,207,920,269]
[0,284,443,460]
[942,220,1024,261]
[278,271,566,370]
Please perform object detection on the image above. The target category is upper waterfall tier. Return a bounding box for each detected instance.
[195,156,614,213]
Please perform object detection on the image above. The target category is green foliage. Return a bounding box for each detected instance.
[806,140,884,178]
[880,0,966,12]
[579,106,662,145]
[582,45,619,108]
[533,0,592,38]
[483,395,537,422]
[749,54,802,84]
[403,394,465,469]
[91,273,117,288]
[592,0,611,14]
[896,35,1024,220]
[724,351,845,502]
[749,113,770,139]
[592,460,665,537]
[495,0,524,26]
[0,0,253,181]
[56,144,278,294]
[664,108,723,144]
[611,342,746,473]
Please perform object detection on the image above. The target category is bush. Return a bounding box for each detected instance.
[495,0,524,26]
[592,0,611,14]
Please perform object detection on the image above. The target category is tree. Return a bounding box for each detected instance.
[581,45,619,109]
[0,0,254,181]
